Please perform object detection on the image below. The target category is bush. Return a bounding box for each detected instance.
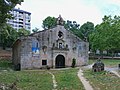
[71,58,76,68]
[46,66,50,70]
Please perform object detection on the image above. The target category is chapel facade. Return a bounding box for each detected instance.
[12,16,89,70]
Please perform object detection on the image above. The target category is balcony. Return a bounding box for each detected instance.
[52,44,69,51]
[52,47,69,51]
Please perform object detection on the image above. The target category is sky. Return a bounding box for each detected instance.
[16,0,120,30]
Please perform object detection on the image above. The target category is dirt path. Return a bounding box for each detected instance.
[84,64,120,78]
[47,71,57,90]
[105,67,120,78]
[111,71,120,78]
[77,68,93,90]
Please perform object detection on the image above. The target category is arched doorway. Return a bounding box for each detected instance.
[55,55,65,68]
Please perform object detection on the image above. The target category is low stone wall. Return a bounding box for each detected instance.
[89,56,120,60]
[0,49,12,60]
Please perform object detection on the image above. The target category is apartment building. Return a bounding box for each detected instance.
[7,8,31,31]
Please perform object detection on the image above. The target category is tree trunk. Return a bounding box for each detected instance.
[2,42,6,50]
[100,50,103,59]
[111,51,114,59]
[93,51,95,60]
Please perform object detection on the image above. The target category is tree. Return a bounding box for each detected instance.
[64,20,80,30]
[90,15,120,57]
[80,22,94,42]
[107,16,120,57]
[1,25,30,50]
[64,20,81,38]
[42,16,57,29]
[0,24,18,49]
[89,24,108,55]
[0,0,23,27]
[32,27,39,33]
[89,16,112,56]
[0,0,24,48]
[18,28,30,37]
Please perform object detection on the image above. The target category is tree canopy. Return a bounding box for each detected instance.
[90,15,120,55]
[0,24,18,49]
[32,27,39,33]
[18,28,30,37]
[42,16,57,29]
[0,24,30,49]
[0,0,23,27]
[80,22,94,42]
[0,0,24,49]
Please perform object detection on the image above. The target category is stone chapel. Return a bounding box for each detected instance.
[12,15,89,70]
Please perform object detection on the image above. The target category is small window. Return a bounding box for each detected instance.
[58,31,63,38]
[42,60,47,65]
[36,42,39,48]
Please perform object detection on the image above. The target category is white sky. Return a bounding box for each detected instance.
[16,0,120,30]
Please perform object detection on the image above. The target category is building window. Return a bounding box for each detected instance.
[42,60,47,65]
[28,27,31,29]
[32,40,40,55]
[58,31,63,38]
[32,41,39,49]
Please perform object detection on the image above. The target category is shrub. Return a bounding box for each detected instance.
[46,66,50,70]
[71,58,76,68]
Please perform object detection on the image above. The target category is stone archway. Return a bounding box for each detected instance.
[55,55,65,68]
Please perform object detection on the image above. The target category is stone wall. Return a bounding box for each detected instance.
[13,25,89,70]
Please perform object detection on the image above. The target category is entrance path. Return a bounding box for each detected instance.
[47,71,57,90]
[105,67,120,78]
[77,68,93,90]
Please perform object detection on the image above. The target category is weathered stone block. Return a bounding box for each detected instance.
[92,60,104,72]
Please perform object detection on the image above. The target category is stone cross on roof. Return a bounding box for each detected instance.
[57,15,64,25]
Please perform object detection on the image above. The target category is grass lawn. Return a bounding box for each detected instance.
[89,59,120,67]
[51,69,85,90]
[83,69,120,90]
[1,59,120,90]
[0,68,85,90]
[0,71,53,90]
[0,59,13,70]
[0,60,84,90]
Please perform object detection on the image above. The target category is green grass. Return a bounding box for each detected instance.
[0,60,85,90]
[0,68,85,90]
[83,69,120,90]
[0,59,13,70]
[0,71,53,90]
[89,59,120,67]
[1,59,120,90]
[51,68,85,90]
[0,60,84,90]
